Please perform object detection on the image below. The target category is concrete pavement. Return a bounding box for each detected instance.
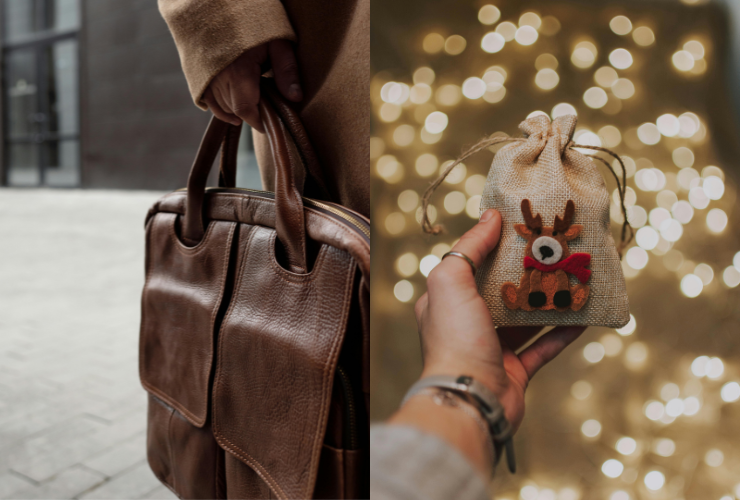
[0,189,176,500]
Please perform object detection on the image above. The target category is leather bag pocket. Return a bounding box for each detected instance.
[140,213,237,427]
[212,225,356,500]
[146,394,225,499]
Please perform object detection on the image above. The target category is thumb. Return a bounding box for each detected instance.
[269,39,302,102]
[448,209,502,269]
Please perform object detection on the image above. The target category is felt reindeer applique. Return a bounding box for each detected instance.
[501,199,591,312]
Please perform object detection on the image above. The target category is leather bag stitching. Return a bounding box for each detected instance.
[211,233,356,499]
[140,216,236,427]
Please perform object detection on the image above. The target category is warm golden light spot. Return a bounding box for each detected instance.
[415,205,437,224]
[551,102,577,118]
[379,103,402,122]
[393,280,414,302]
[435,84,461,106]
[539,16,561,36]
[484,65,507,81]
[515,26,538,46]
[495,21,517,42]
[376,155,403,183]
[424,111,449,134]
[464,174,486,196]
[637,123,661,145]
[632,26,655,46]
[611,78,635,99]
[483,85,506,103]
[444,191,467,214]
[397,190,419,213]
[535,69,559,90]
[656,114,680,137]
[690,58,707,75]
[610,16,632,35]
[410,83,432,104]
[393,124,414,147]
[423,33,445,54]
[535,53,558,70]
[609,48,633,69]
[519,12,542,29]
[672,146,694,168]
[444,35,467,55]
[440,160,466,184]
[477,5,501,25]
[481,32,505,53]
[413,67,435,85]
[420,128,442,144]
[396,253,418,277]
[385,213,406,235]
[465,195,481,218]
[462,77,486,99]
[672,50,695,71]
[598,125,621,147]
[594,66,618,87]
[683,40,705,59]
[415,153,438,177]
[571,41,597,68]
[583,87,608,109]
[707,208,728,233]
[656,190,677,210]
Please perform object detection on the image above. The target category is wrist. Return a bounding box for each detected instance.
[390,394,494,476]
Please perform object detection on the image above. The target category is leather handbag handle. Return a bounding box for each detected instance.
[182,80,316,273]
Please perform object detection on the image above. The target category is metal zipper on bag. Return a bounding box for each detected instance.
[191,187,371,241]
[335,366,359,450]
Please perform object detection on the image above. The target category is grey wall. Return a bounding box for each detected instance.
[80,0,210,190]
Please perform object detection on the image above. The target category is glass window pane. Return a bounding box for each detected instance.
[49,0,80,32]
[5,48,39,138]
[7,143,40,186]
[44,139,79,186]
[47,39,78,135]
[4,0,37,41]
[4,0,80,41]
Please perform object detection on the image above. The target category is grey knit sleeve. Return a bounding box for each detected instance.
[370,424,490,500]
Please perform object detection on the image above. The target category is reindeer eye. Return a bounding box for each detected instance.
[535,229,541,235]
[553,231,558,236]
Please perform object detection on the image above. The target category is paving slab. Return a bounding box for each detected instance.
[0,189,164,499]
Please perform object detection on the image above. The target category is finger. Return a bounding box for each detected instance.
[203,89,241,126]
[431,209,501,285]
[497,326,545,352]
[518,326,587,379]
[228,73,264,133]
[269,39,302,102]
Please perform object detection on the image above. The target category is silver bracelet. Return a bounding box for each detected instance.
[402,375,516,474]
[410,388,496,474]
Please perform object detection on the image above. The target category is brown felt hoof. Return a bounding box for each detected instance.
[571,284,590,311]
[501,282,520,309]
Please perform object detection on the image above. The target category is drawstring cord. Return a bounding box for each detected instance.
[419,136,633,259]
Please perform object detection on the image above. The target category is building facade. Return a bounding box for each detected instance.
[1,0,260,191]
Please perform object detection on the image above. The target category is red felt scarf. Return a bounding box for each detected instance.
[523,253,592,283]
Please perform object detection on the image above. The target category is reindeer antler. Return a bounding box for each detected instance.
[521,199,542,229]
[554,200,576,232]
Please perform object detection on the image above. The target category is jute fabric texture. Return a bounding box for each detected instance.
[476,114,630,328]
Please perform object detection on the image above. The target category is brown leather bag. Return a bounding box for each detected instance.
[139,80,370,499]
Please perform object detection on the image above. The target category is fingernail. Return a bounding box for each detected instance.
[480,209,496,223]
[289,84,302,101]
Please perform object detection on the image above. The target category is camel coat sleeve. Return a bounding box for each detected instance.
[158,0,296,109]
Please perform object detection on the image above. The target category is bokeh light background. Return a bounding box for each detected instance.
[370,0,740,498]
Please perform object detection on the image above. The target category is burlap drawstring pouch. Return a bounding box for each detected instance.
[421,114,632,328]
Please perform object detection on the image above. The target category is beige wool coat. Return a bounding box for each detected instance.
[159,0,370,218]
